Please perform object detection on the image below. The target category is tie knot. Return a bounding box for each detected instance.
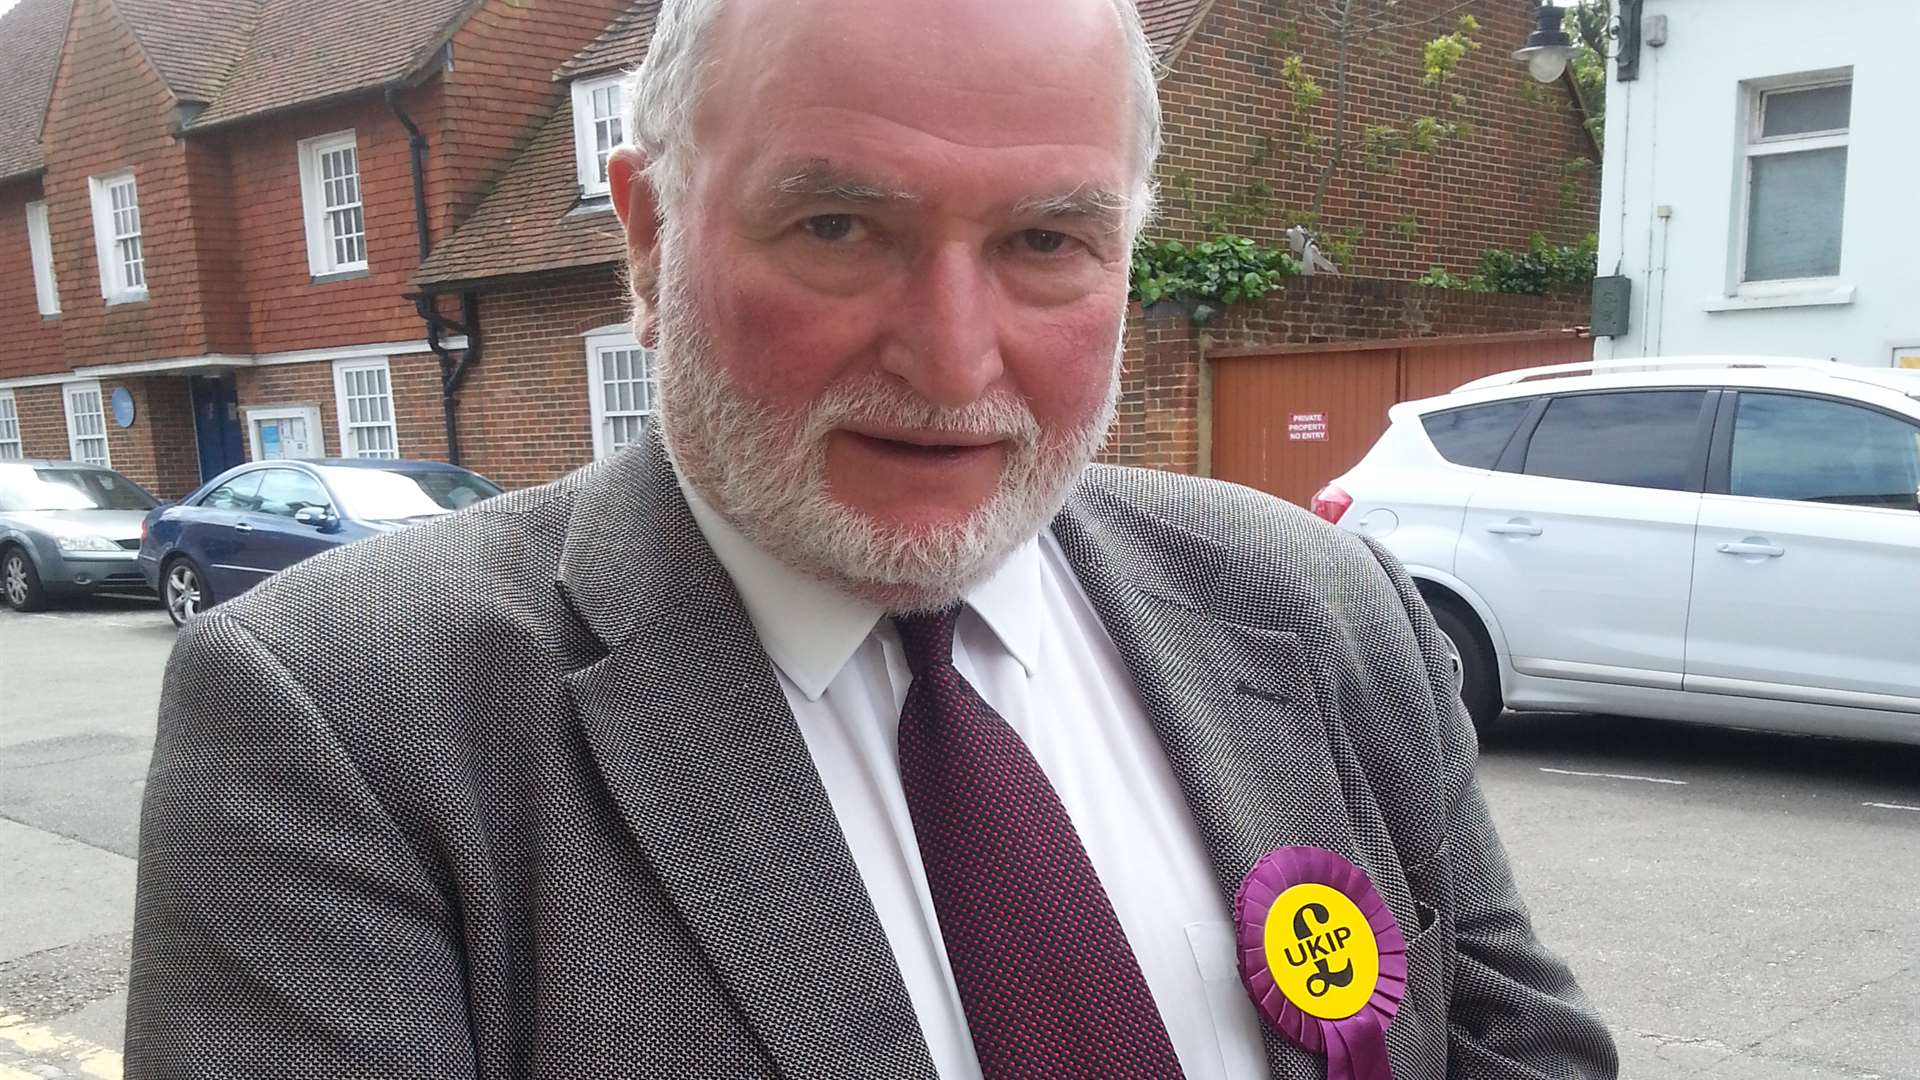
[892,606,962,677]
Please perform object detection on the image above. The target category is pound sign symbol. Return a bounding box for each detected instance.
[1291,901,1355,999]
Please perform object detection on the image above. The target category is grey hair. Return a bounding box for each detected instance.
[623,0,1162,236]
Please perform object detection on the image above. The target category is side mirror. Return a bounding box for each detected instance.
[294,506,340,532]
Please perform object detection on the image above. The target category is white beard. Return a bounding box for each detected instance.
[645,223,1121,613]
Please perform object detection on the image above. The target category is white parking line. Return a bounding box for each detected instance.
[1863,802,1920,813]
[1538,767,1689,786]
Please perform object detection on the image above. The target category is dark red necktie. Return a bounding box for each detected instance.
[893,608,1185,1079]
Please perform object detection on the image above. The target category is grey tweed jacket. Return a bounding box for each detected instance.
[126,429,1617,1079]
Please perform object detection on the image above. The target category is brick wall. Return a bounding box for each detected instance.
[0,178,64,381]
[1154,0,1600,279]
[236,352,448,463]
[1101,276,1591,473]
[37,0,213,366]
[211,92,445,355]
[100,376,201,498]
[12,384,70,459]
[450,268,625,490]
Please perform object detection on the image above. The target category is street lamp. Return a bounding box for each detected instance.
[1513,1,1577,83]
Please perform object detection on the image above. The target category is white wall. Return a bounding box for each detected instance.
[1593,0,1920,367]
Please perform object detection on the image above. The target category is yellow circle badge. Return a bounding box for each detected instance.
[1261,881,1381,1021]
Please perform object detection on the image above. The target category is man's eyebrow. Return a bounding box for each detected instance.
[1011,185,1135,233]
[764,161,923,208]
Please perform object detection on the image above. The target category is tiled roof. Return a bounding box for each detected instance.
[414,95,624,287]
[414,0,1216,289]
[178,0,478,129]
[113,0,257,104]
[553,0,659,80]
[0,0,73,181]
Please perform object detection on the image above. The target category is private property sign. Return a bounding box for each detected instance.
[1287,412,1329,441]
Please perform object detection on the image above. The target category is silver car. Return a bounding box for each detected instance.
[0,461,160,612]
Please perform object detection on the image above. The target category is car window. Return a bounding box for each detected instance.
[314,466,503,521]
[199,472,265,511]
[1730,393,1920,509]
[31,468,160,511]
[1421,398,1534,469]
[253,469,334,519]
[1522,390,1707,492]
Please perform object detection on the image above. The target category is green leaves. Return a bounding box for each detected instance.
[1416,233,1599,295]
[1129,234,1303,310]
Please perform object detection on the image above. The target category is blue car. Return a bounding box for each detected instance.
[139,458,503,627]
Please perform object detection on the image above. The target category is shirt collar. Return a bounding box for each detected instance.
[677,472,1042,701]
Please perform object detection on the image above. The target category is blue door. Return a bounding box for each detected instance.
[190,374,246,483]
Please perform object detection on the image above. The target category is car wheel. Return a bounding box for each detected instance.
[162,557,212,628]
[2,546,49,613]
[1431,602,1503,738]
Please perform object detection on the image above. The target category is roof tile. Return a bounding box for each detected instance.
[0,0,74,180]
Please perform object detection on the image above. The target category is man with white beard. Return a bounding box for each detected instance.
[125,0,1617,1077]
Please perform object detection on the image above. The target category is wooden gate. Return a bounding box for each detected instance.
[1209,331,1591,507]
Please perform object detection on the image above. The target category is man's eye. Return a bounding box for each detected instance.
[803,215,858,243]
[1021,229,1070,254]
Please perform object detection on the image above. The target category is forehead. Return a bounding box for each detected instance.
[698,0,1135,205]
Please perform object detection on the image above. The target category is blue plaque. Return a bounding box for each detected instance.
[110,387,136,429]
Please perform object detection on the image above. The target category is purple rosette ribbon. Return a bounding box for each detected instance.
[1234,846,1408,1080]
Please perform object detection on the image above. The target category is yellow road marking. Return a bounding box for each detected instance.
[0,1014,122,1080]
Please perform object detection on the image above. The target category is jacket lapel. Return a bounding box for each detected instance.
[1051,484,1371,1080]
[557,431,938,1080]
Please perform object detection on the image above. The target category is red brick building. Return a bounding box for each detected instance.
[4,0,1599,498]
[0,0,624,497]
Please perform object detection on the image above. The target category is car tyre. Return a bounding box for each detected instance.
[162,556,212,629]
[1431,602,1503,739]
[2,545,49,613]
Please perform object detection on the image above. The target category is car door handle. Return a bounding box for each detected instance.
[1486,522,1544,536]
[232,522,254,533]
[1717,541,1784,558]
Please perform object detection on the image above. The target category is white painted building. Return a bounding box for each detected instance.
[1592,0,1920,368]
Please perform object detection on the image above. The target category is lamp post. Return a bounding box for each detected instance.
[1515,0,1649,84]
[1513,1,1578,83]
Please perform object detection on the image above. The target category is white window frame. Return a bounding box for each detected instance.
[298,130,369,276]
[63,380,110,466]
[331,358,400,459]
[570,75,628,199]
[25,201,59,316]
[88,171,146,304]
[584,325,656,459]
[243,404,325,461]
[0,390,22,460]
[1731,72,1851,298]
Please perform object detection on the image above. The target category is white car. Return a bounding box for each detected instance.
[1313,356,1920,746]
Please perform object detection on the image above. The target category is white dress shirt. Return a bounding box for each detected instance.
[681,483,1270,1080]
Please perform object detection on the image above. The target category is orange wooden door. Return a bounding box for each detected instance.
[1210,347,1400,506]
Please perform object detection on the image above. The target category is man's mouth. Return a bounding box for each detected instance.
[842,428,1005,459]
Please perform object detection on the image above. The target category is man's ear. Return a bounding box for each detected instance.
[609,146,664,340]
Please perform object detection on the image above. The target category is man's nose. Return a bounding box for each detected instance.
[880,242,1004,409]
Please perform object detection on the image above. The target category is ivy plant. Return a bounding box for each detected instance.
[1417,233,1599,296]
[1129,234,1302,311]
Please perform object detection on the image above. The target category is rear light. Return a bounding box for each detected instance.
[1310,484,1353,524]
[139,517,149,545]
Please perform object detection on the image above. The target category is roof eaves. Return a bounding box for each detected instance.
[1155,0,1221,72]
[0,164,48,185]
[178,71,426,135]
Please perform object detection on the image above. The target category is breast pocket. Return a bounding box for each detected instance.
[1183,921,1271,1080]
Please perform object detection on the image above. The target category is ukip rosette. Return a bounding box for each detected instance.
[1234,845,1409,1080]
